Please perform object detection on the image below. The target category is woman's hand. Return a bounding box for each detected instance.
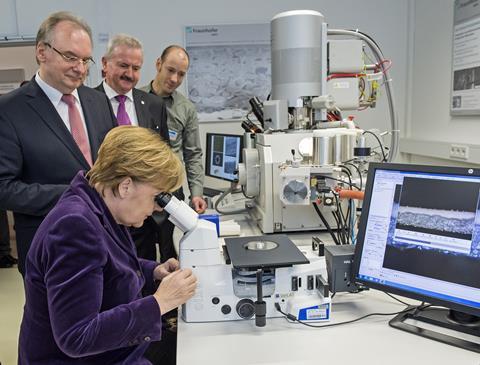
[153,268,197,315]
[153,258,180,281]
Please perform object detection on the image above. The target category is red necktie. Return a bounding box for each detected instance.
[61,94,93,166]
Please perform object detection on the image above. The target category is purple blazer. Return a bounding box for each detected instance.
[19,172,162,364]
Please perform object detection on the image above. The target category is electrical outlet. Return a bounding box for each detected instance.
[450,144,469,160]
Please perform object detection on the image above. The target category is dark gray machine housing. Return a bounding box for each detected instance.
[325,245,360,293]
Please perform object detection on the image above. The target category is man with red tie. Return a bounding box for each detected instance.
[0,11,117,277]
[96,34,170,262]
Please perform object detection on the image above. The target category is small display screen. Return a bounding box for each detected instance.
[205,133,243,182]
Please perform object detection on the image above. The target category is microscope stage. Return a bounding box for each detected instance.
[224,234,309,270]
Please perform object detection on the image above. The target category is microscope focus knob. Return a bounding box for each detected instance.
[236,299,255,319]
[221,304,231,314]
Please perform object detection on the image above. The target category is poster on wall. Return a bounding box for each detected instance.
[451,0,480,115]
[185,23,271,121]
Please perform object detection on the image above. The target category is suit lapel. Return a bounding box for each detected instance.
[133,89,149,128]
[26,81,90,169]
[95,83,105,94]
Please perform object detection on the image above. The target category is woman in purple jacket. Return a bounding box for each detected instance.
[18,126,197,364]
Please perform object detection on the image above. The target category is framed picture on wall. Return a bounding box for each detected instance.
[451,0,480,115]
[185,23,271,121]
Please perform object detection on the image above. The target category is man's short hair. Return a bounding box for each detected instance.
[160,45,190,64]
[104,34,143,59]
[87,126,183,196]
[36,11,92,46]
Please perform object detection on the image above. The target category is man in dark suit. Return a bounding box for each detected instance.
[0,12,117,276]
[95,34,170,262]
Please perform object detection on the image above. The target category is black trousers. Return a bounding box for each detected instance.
[0,210,11,257]
[144,311,177,365]
[15,226,38,277]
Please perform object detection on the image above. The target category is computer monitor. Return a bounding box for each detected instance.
[205,133,243,182]
[353,162,480,352]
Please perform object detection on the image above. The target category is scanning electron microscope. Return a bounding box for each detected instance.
[154,9,399,327]
[237,10,399,234]
[156,193,331,326]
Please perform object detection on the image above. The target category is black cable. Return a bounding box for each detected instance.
[336,172,352,243]
[330,211,343,244]
[362,130,387,162]
[340,168,353,190]
[324,168,353,244]
[334,194,349,230]
[334,194,350,244]
[313,202,340,246]
[274,302,412,328]
[241,185,256,199]
[342,198,351,239]
[412,302,433,316]
[333,195,345,236]
[383,292,414,306]
[332,209,346,245]
[341,163,363,190]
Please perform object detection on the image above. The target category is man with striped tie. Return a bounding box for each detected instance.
[0,11,116,277]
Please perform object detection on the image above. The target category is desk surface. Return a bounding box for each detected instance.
[177,289,478,365]
[176,214,479,365]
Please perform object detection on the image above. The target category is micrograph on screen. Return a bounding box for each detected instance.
[383,176,480,289]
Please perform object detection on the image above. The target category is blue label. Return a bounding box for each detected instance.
[169,129,178,141]
[298,304,330,321]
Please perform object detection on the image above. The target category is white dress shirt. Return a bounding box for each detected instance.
[102,81,139,126]
[35,72,89,137]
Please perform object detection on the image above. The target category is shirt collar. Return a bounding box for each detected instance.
[148,80,175,105]
[102,80,133,102]
[35,72,80,106]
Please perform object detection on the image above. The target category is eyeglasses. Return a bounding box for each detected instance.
[44,42,95,67]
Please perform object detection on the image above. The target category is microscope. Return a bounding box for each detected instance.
[155,193,331,326]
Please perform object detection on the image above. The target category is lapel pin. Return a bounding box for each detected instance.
[141,100,145,105]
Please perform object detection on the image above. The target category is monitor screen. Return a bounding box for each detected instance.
[205,133,243,182]
[353,163,480,317]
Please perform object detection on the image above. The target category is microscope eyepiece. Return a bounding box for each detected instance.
[155,192,171,208]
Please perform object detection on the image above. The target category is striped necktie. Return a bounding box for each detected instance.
[61,94,92,166]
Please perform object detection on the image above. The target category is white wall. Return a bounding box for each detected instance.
[402,0,480,166]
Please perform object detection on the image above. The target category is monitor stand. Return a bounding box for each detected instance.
[389,306,480,353]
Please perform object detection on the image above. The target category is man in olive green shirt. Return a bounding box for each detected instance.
[142,45,206,212]
[142,45,207,261]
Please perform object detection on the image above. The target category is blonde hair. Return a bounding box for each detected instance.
[87,126,183,196]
